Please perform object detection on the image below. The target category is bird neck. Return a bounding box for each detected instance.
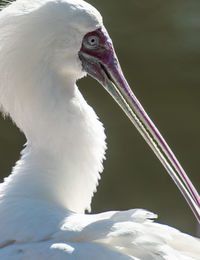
[1,72,106,214]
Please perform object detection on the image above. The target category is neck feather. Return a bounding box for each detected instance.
[1,73,106,213]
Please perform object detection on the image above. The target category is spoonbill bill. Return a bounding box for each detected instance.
[0,0,200,259]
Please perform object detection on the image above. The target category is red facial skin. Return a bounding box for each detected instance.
[79,27,135,106]
[79,27,120,85]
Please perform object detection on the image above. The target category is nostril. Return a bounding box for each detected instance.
[99,63,112,82]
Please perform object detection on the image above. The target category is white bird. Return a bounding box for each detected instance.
[0,0,200,259]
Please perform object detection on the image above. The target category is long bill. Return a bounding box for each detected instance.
[79,27,200,222]
[100,60,200,223]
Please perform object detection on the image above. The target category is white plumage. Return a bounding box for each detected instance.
[0,0,200,259]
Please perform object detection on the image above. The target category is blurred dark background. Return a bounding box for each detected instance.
[0,0,200,236]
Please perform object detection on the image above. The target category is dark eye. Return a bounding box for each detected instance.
[87,35,99,47]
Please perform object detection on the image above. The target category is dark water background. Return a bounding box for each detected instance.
[0,0,200,236]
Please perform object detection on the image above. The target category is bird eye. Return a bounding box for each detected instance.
[87,35,99,48]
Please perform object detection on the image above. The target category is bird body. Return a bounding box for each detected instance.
[0,207,200,259]
[0,0,200,259]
